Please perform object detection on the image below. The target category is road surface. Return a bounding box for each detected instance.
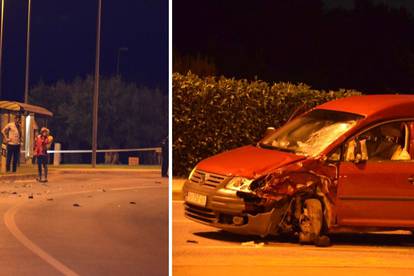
[173,200,414,276]
[0,171,168,276]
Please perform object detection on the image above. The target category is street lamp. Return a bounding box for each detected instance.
[92,0,102,168]
[116,47,128,76]
[24,0,32,104]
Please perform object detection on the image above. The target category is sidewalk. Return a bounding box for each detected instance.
[0,164,161,182]
[173,178,186,200]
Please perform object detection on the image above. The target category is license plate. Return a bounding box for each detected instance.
[186,192,207,207]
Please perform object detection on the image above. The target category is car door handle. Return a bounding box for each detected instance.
[408,177,414,184]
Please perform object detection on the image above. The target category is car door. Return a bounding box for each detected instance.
[336,120,414,228]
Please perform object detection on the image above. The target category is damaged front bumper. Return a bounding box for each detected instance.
[183,179,288,237]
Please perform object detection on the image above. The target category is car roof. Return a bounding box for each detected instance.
[316,95,414,119]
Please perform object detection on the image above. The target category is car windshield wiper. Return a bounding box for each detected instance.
[258,143,296,153]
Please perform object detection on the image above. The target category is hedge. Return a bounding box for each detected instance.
[173,72,361,176]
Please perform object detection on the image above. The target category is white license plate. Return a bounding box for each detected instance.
[186,192,207,207]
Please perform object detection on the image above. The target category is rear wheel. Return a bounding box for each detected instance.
[299,199,323,244]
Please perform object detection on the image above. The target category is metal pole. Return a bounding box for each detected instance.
[0,0,5,99]
[24,0,31,103]
[92,0,102,168]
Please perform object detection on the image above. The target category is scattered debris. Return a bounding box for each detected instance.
[241,241,265,248]
[28,194,34,199]
[129,201,136,205]
[73,203,80,207]
[47,198,54,201]
[186,240,199,244]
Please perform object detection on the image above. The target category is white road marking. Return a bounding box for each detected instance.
[3,184,162,275]
[4,204,79,276]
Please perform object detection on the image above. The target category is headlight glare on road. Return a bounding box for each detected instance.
[225,177,253,192]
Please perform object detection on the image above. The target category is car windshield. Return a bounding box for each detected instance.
[260,109,363,156]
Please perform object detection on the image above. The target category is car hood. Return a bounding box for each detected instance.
[196,145,306,179]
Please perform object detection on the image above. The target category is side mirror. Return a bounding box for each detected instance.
[264,127,277,137]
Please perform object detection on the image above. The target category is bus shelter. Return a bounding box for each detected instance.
[0,101,53,172]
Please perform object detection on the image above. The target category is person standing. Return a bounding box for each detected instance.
[1,115,22,173]
[34,127,53,182]
[161,136,168,177]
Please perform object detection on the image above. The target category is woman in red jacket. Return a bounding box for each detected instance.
[34,127,53,182]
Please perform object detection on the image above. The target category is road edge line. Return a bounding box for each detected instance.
[4,204,80,276]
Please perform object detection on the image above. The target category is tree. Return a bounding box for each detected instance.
[30,76,168,162]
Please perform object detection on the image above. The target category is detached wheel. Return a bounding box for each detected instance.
[299,199,323,244]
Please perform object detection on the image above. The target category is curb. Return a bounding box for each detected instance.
[51,169,161,175]
[0,174,38,182]
[0,169,162,182]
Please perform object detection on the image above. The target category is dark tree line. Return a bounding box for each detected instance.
[173,0,414,93]
[29,76,168,159]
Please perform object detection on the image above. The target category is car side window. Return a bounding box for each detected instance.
[343,122,412,162]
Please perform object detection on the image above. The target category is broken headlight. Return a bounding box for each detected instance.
[225,177,253,192]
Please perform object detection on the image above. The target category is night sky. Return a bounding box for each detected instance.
[0,0,168,102]
[174,0,414,93]
[324,0,414,11]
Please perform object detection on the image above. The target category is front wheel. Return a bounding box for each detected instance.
[299,198,323,244]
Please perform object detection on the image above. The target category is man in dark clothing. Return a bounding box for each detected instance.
[161,136,169,177]
[1,115,22,172]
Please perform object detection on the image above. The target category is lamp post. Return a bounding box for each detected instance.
[0,0,5,99]
[92,0,102,168]
[24,0,32,103]
[116,47,128,76]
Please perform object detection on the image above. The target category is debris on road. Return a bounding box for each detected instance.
[129,201,136,205]
[186,240,199,244]
[73,203,81,207]
[241,241,265,248]
[28,194,34,199]
[47,198,54,201]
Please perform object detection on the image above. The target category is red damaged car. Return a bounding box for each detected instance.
[183,95,414,245]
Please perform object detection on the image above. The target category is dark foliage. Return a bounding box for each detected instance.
[30,76,168,154]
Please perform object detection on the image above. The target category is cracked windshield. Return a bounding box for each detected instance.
[260,109,363,156]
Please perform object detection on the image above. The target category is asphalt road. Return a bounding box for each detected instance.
[0,171,168,276]
[173,200,414,276]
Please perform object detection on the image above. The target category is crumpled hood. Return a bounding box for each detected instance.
[196,145,305,179]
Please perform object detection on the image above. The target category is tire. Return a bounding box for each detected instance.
[299,199,323,244]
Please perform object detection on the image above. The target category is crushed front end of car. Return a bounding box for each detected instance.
[183,158,337,239]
